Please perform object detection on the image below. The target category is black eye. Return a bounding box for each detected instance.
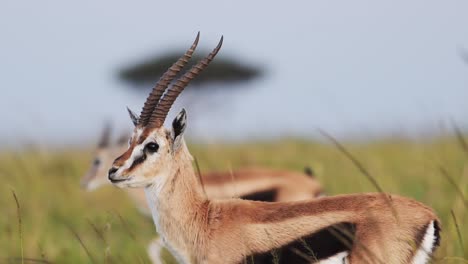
[93,159,101,166]
[145,142,159,153]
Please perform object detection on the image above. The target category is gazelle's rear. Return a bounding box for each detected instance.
[108,33,441,264]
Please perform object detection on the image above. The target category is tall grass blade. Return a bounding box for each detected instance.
[451,210,465,257]
[11,189,24,264]
[318,129,399,220]
[5,257,52,263]
[440,167,468,208]
[114,211,136,242]
[193,156,206,196]
[87,218,107,245]
[67,224,95,264]
[451,119,468,156]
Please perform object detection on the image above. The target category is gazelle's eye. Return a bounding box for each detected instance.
[145,142,159,153]
[93,159,101,166]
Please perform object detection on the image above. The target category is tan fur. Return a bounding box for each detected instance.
[110,127,440,264]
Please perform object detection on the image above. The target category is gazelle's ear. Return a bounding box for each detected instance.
[126,107,139,126]
[171,109,187,152]
[116,132,130,145]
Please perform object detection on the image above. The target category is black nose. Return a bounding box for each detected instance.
[108,167,118,179]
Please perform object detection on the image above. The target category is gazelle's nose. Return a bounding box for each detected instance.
[108,167,119,180]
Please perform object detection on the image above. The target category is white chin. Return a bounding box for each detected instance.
[115,179,147,188]
[128,182,147,188]
[85,184,98,191]
[86,181,105,191]
[112,181,128,188]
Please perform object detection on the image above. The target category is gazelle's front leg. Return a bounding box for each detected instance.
[148,237,190,264]
[147,237,165,264]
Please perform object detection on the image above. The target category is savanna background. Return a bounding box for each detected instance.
[1,1,467,263]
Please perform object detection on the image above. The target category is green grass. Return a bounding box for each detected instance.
[0,137,467,263]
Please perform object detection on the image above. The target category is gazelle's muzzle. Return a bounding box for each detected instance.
[108,166,128,183]
[80,173,93,189]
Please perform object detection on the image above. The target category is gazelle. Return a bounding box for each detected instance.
[82,124,326,263]
[108,34,441,264]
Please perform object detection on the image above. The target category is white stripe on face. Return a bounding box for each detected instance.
[119,128,165,173]
[119,128,144,171]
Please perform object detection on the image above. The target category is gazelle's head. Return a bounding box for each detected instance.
[81,123,129,191]
[108,33,222,188]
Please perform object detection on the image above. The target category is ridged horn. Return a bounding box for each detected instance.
[138,32,200,126]
[148,36,223,128]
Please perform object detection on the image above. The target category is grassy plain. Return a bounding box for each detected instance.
[0,137,467,263]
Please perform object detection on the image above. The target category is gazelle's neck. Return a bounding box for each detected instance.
[144,143,209,262]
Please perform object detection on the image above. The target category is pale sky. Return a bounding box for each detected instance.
[1,0,467,146]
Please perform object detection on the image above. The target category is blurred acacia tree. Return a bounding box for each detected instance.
[118,52,263,89]
[118,50,264,130]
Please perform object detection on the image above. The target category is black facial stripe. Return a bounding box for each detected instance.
[128,152,147,171]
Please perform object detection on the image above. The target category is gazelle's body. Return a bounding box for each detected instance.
[108,34,441,264]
